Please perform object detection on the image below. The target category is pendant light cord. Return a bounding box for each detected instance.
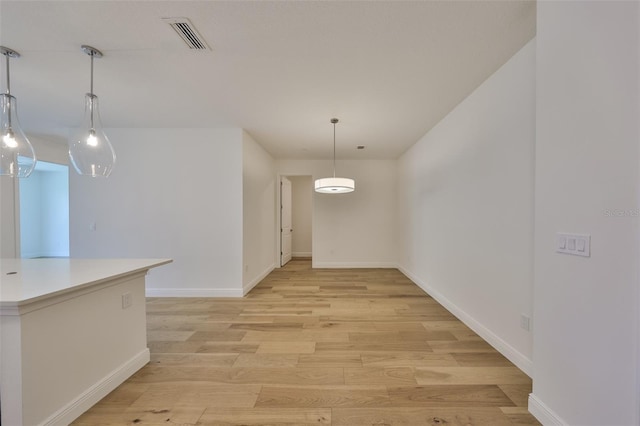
[4,53,10,95]
[89,52,94,130]
[4,53,12,128]
[90,52,94,96]
[333,121,336,178]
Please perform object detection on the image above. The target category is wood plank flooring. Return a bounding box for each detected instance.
[72,259,540,426]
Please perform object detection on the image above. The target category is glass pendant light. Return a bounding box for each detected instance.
[314,118,355,194]
[0,46,36,178]
[69,45,115,178]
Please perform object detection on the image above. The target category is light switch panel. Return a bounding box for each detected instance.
[556,233,590,257]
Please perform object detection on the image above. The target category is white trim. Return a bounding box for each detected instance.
[312,261,398,269]
[42,349,150,426]
[292,252,312,258]
[243,264,275,295]
[20,251,47,259]
[398,265,533,377]
[21,251,69,259]
[146,287,243,297]
[528,393,566,426]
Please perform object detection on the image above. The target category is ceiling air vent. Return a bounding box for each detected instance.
[163,17,211,50]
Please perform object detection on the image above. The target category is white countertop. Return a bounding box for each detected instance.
[0,258,172,307]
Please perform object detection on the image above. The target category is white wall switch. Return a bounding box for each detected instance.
[558,236,567,249]
[520,314,531,331]
[122,292,132,309]
[556,233,590,257]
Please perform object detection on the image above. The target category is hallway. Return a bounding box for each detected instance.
[73,259,538,425]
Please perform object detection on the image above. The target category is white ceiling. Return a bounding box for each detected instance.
[0,1,535,160]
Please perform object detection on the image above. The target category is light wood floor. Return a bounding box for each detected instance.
[73,259,540,426]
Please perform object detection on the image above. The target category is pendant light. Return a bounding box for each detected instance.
[69,45,115,178]
[314,118,355,194]
[0,46,36,178]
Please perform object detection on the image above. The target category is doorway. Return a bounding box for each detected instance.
[281,176,293,266]
[280,175,312,267]
[19,161,69,258]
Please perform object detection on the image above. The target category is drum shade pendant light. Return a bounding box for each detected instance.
[314,118,355,194]
[69,45,115,177]
[0,46,36,178]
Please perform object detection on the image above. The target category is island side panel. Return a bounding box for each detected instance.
[20,272,150,425]
[0,314,25,426]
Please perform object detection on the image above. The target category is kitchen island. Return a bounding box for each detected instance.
[0,258,171,426]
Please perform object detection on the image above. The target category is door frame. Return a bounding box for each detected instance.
[275,174,313,268]
[280,176,292,266]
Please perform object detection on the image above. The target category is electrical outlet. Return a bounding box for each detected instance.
[122,292,132,309]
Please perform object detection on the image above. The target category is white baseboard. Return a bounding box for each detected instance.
[22,251,69,259]
[292,252,312,257]
[147,268,276,298]
[21,251,43,259]
[528,393,566,425]
[398,265,533,377]
[43,349,150,426]
[312,261,398,268]
[146,287,243,297]
[243,264,275,295]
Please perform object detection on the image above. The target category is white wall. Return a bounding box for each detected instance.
[289,175,312,257]
[242,130,276,293]
[276,159,396,268]
[29,135,69,165]
[397,39,535,374]
[531,2,639,425]
[70,128,244,296]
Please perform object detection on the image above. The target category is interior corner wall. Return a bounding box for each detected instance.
[70,128,244,297]
[531,2,640,425]
[397,39,536,375]
[276,159,396,268]
[242,130,276,294]
[289,175,312,257]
